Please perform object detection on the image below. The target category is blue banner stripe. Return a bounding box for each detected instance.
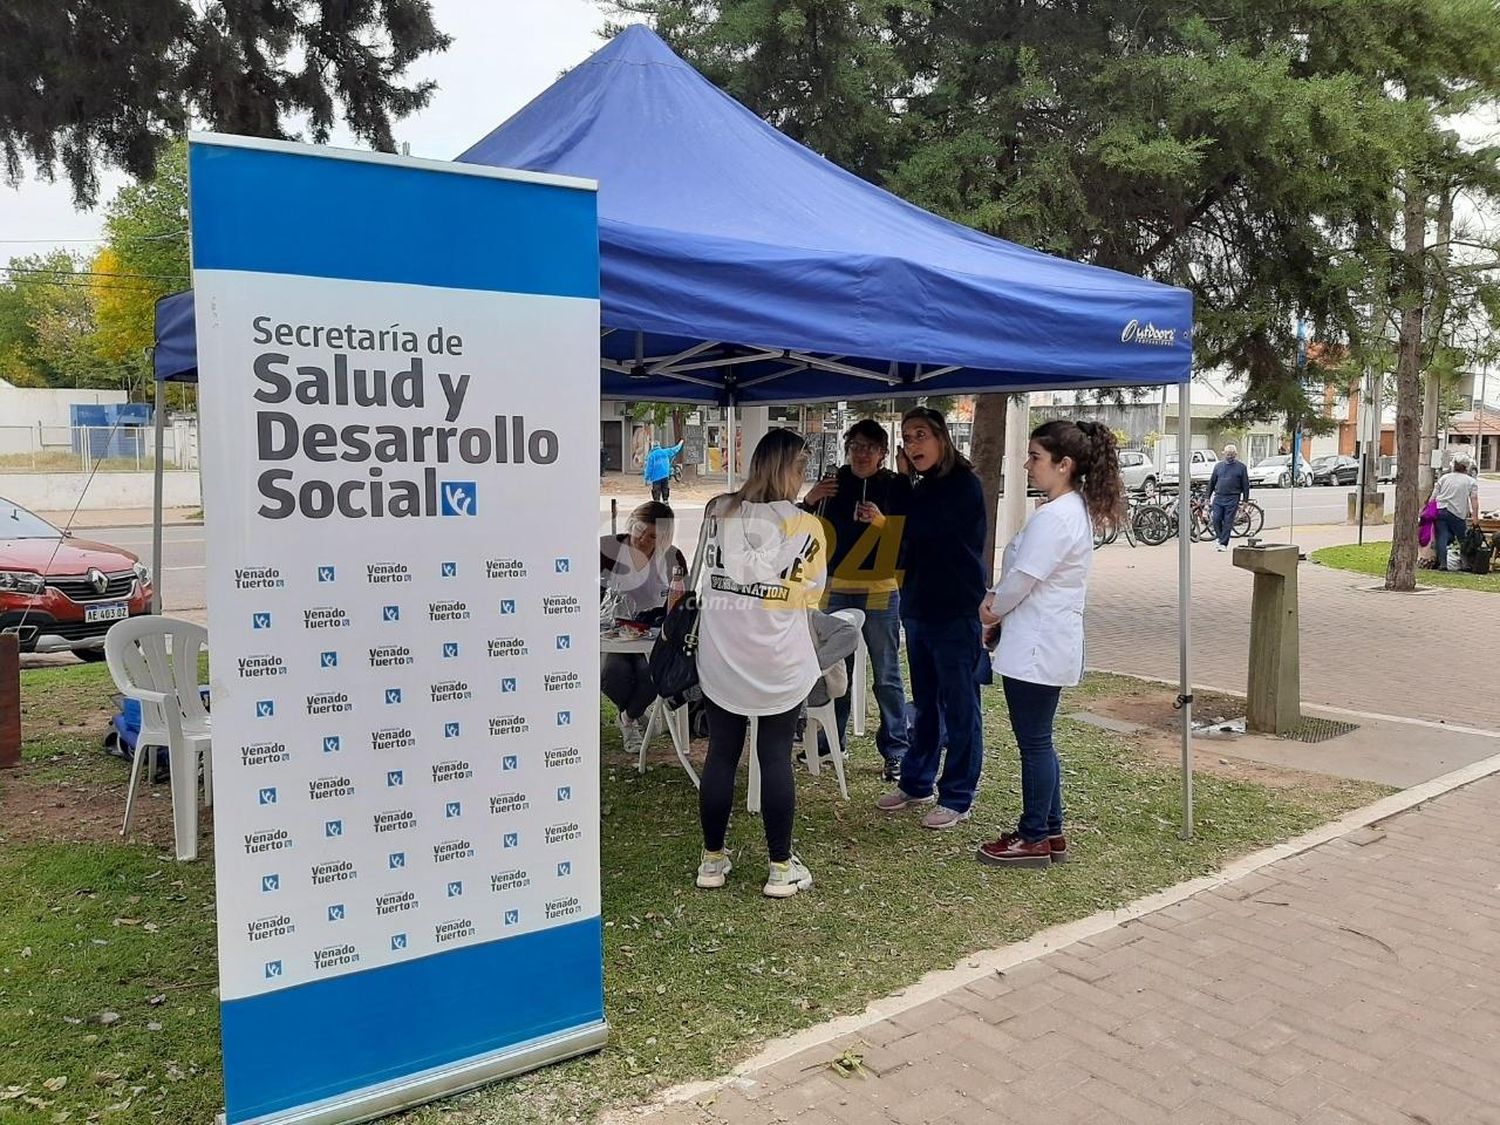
[220,918,605,1123]
[189,143,599,298]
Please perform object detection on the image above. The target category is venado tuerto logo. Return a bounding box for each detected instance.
[247,319,561,520]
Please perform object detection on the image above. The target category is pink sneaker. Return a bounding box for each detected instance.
[875,790,936,813]
[921,805,972,830]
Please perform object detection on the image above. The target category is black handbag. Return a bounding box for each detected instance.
[648,503,715,705]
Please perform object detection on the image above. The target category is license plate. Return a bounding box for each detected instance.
[84,602,129,623]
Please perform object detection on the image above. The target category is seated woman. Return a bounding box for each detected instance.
[600,501,687,752]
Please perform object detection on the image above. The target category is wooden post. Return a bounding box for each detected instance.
[0,632,20,768]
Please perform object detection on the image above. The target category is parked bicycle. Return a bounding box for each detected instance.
[1094,495,1144,550]
[1132,486,1213,546]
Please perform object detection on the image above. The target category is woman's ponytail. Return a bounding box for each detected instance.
[1030,419,1127,535]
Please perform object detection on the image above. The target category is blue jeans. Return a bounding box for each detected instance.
[1211,496,1240,547]
[900,616,984,812]
[1434,509,1467,570]
[1002,676,1063,842]
[821,590,909,767]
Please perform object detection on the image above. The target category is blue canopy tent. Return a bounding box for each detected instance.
[152,25,1199,833]
[459,25,1191,406]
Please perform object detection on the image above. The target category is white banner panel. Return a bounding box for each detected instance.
[189,134,604,1125]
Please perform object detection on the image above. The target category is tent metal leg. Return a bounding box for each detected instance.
[1177,380,1194,840]
[152,378,166,616]
[726,403,736,491]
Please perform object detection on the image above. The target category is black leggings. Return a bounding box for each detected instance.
[602,654,656,721]
[700,695,799,863]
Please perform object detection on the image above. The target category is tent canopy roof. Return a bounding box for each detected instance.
[458,24,1191,404]
[156,25,1192,401]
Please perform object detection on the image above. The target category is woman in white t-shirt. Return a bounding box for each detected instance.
[976,420,1125,869]
[695,428,827,898]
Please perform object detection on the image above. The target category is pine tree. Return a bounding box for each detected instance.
[1,0,451,206]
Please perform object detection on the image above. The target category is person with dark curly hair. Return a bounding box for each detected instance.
[976,419,1125,869]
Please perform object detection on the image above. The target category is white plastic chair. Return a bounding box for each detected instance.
[637,697,699,787]
[850,629,870,738]
[105,616,212,862]
[747,608,862,811]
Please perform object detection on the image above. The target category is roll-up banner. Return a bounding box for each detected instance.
[188,133,605,1125]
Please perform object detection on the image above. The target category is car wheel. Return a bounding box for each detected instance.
[1279,471,1290,488]
[75,649,108,663]
[1142,476,1157,498]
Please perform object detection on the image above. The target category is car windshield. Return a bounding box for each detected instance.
[1312,456,1335,466]
[0,500,61,539]
[1256,456,1290,467]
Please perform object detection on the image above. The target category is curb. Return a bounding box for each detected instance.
[606,742,1500,1120]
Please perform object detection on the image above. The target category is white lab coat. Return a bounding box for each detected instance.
[990,490,1094,687]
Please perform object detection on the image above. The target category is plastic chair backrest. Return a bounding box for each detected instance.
[104,617,209,737]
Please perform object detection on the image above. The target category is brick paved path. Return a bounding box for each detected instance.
[1083,524,1500,731]
[637,772,1500,1125]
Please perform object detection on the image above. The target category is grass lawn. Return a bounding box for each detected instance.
[1311,540,1500,593]
[1,661,1389,1124]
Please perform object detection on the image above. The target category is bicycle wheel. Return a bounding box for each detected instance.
[1134,505,1171,547]
[1240,501,1265,537]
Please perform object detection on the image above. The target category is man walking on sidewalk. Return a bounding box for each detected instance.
[1208,443,1250,552]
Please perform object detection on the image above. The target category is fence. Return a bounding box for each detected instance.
[0,422,199,473]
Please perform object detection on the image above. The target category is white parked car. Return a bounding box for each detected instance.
[1249,455,1313,488]
[1160,448,1218,489]
[1118,450,1158,494]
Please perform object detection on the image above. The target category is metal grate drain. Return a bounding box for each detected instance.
[1278,717,1360,744]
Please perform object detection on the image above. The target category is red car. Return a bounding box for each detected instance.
[1,498,154,661]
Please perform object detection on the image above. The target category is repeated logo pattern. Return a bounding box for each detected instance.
[219,551,595,999]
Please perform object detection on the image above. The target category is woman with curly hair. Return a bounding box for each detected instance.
[976,419,1125,868]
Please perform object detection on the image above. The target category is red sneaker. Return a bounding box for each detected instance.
[976,834,1052,868]
[1049,835,1069,863]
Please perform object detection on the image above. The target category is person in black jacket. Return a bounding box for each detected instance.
[800,420,913,780]
[875,407,987,829]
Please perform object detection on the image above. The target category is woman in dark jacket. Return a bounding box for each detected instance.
[875,407,988,829]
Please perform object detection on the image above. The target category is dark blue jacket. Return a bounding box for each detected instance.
[1209,458,1251,501]
[900,466,987,623]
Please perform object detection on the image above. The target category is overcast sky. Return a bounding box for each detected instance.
[0,0,608,260]
[3,4,1496,272]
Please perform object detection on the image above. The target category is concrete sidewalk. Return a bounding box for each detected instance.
[1086,522,1500,732]
[629,764,1500,1125]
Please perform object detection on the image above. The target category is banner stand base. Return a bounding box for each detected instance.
[216,1020,610,1125]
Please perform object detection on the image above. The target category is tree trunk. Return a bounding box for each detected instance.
[1418,187,1454,499]
[671,407,697,480]
[969,393,1009,579]
[1386,179,1428,592]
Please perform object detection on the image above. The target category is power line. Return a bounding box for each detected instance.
[0,275,174,294]
[1,264,188,281]
[0,232,186,244]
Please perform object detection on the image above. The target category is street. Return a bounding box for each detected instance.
[93,476,1500,614]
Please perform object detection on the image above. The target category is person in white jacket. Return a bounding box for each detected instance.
[976,419,1125,868]
[694,428,827,898]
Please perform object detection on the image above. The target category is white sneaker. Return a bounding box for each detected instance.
[696,849,732,889]
[763,855,814,898]
[616,713,644,754]
[1215,544,1227,553]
